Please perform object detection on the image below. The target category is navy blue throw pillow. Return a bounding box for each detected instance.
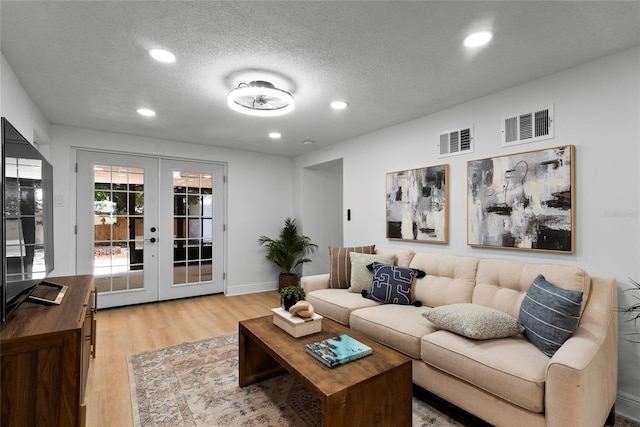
[519,274,583,357]
[365,262,419,305]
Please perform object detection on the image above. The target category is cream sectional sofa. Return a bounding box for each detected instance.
[301,248,618,427]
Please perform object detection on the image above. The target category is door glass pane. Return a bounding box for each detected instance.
[93,165,145,293]
[172,170,213,285]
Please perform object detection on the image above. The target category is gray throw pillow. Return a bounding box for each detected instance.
[348,253,396,293]
[519,274,583,357]
[422,303,524,340]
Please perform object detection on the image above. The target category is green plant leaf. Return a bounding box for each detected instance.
[257,217,318,275]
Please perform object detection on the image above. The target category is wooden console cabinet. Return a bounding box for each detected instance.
[1,275,96,427]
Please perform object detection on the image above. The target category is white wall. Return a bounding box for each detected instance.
[3,53,294,297]
[48,125,293,296]
[1,52,51,150]
[3,49,294,296]
[294,46,640,421]
[300,159,343,276]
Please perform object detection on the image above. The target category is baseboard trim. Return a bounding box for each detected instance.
[617,391,640,423]
[226,281,277,296]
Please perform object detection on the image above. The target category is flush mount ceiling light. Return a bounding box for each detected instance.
[148,48,176,63]
[464,31,493,47]
[227,81,294,117]
[330,100,348,110]
[136,108,156,117]
[268,132,282,139]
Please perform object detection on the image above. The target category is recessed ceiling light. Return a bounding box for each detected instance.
[302,140,314,145]
[137,108,156,117]
[269,132,282,139]
[331,101,348,110]
[464,31,493,48]
[148,48,176,63]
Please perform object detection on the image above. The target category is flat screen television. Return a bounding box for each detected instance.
[2,117,56,322]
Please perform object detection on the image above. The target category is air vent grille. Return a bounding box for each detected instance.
[439,126,473,158]
[439,134,449,156]
[460,128,471,151]
[502,105,553,147]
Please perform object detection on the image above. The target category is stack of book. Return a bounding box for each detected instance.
[305,334,372,368]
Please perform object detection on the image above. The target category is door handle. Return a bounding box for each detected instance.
[145,237,157,243]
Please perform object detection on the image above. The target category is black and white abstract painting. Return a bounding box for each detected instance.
[467,145,574,252]
[386,164,448,243]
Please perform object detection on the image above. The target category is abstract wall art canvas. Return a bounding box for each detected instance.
[467,145,574,252]
[386,164,448,243]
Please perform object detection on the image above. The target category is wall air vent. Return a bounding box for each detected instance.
[438,126,473,158]
[501,105,554,147]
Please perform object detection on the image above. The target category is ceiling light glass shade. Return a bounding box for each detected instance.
[148,49,176,63]
[227,81,294,117]
[137,108,156,117]
[330,100,348,109]
[464,31,493,47]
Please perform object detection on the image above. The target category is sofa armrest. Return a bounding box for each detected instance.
[545,276,618,427]
[301,273,330,294]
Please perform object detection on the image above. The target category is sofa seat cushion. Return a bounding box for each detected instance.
[421,330,549,412]
[306,289,381,325]
[350,304,438,359]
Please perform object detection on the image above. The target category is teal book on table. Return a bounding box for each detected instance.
[305,334,372,368]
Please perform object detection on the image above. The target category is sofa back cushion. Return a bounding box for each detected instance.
[375,247,415,267]
[473,259,591,319]
[409,254,479,307]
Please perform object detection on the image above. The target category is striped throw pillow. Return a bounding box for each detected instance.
[519,274,583,357]
[328,245,375,289]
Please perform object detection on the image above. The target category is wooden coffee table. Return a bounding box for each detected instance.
[239,315,412,427]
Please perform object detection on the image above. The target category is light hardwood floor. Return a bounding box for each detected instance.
[84,291,280,427]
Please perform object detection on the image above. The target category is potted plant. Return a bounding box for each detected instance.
[280,285,306,311]
[257,217,318,290]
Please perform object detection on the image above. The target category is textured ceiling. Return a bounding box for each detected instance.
[1,1,639,157]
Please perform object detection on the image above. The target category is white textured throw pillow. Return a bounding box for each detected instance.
[348,252,396,293]
[422,303,524,340]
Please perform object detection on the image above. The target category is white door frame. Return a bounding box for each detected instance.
[76,149,227,308]
[76,150,160,308]
[158,158,225,300]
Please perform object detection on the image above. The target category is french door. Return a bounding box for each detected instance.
[158,159,224,300]
[76,151,224,308]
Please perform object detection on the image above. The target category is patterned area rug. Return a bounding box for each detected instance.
[128,332,461,426]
